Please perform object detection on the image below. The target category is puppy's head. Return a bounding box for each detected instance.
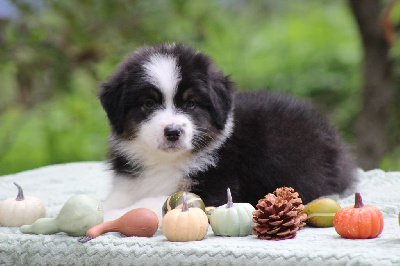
[100,44,233,156]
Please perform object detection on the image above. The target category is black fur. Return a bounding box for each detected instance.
[191,91,356,205]
[100,43,357,208]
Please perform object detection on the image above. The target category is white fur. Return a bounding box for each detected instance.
[143,53,180,109]
[103,139,191,223]
[139,108,194,151]
[103,196,168,224]
[103,113,234,223]
[103,52,234,224]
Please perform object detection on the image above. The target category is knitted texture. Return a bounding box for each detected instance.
[0,162,400,266]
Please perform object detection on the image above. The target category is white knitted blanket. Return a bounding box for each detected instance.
[0,162,399,265]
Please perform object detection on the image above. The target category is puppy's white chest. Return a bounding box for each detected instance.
[104,161,185,210]
[139,164,184,195]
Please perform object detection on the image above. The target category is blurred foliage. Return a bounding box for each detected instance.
[0,0,399,175]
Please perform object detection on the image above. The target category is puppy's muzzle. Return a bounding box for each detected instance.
[164,124,183,142]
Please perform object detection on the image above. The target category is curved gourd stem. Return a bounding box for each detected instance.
[78,236,93,243]
[354,192,364,208]
[13,182,24,201]
[20,218,59,234]
[226,188,233,208]
[80,220,119,243]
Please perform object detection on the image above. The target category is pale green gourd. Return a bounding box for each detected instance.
[20,194,103,237]
[210,188,255,237]
[162,191,205,216]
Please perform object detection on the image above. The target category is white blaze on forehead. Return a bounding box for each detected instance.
[143,54,181,109]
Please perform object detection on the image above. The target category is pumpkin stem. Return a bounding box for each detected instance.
[182,192,189,212]
[13,182,24,201]
[226,188,233,208]
[354,192,364,208]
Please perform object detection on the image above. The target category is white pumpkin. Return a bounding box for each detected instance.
[0,182,46,227]
[162,192,209,242]
[210,188,255,236]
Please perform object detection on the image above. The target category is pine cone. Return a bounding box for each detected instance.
[252,187,307,240]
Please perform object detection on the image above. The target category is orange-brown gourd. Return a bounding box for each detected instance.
[79,208,158,243]
[333,192,383,239]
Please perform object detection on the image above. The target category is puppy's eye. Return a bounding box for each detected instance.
[185,100,196,110]
[143,99,156,109]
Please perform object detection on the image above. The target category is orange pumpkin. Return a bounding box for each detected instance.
[333,192,383,239]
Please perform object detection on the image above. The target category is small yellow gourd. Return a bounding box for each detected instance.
[162,192,209,242]
[0,182,46,227]
[302,198,341,227]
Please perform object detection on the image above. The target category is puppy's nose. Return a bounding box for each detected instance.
[164,124,183,142]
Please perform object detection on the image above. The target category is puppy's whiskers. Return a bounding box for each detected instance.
[192,135,210,151]
[196,127,216,141]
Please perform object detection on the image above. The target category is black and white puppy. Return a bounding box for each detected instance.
[99,43,357,221]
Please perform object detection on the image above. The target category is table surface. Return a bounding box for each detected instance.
[0,162,399,266]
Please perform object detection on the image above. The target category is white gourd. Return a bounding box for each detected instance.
[0,182,46,227]
[210,188,255,236]
[162,192,209,242]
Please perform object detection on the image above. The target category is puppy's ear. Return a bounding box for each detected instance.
[209,74,234,130]
[99,75,125,134]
